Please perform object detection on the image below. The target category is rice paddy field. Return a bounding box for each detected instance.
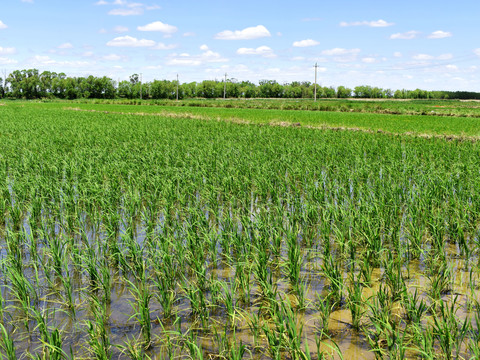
[1,101,480,359]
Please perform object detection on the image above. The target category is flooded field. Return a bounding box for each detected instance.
[0,103,480,359]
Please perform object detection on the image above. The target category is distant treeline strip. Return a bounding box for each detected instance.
[1,69,480,100]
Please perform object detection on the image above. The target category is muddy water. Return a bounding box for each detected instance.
[1,214,479,360]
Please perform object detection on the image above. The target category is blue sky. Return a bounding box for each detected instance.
[1,0,479,91]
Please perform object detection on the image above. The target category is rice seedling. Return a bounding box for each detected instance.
[183,331,204,360]
[321,255,344,307]
[85,296,112,360]
[382,253,406,302]
[127,278,153,349]
[345,272,365,331]
[316,293,333,336]
[432,295,470,360]
[0,323,16,360]
[403,289,427,326]
[117,337,152,360]
[426,260,453,301]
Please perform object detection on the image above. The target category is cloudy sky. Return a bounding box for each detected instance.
[1,0,479,91]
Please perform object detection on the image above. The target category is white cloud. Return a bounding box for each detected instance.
[27,55,91,68]
[321,48,360,63]
[104,1,159,16]
[445,64,458,70]
[393,52,402,58]
[0,57,17,65]
[0,47,16,55]
[0,21,7,30]
[106,35,155,47]
[113,25,129,33]
[428,30,452,39]
[362,57,377,63]
[474,49,480,57]
[390,30,420,40]
[199,44,209,51]
[437,53,453,60]
[214,25,271,40]
[237,46,276,58]
[152,42,177,50]
[292,56,305,61]
[21,0,34,3]
[340,19,394,27]
[57,42,73,49]
[413,54,433,60]
[183,32,196,37]
[293,39,319,47]
[166,48,227,67]
[137,21,177,34]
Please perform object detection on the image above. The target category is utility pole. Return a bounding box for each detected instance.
[223,72,227,99]
[314,63,318,102]
[176,74,179,101]
[140,73,142,100]
[1,69,6,98]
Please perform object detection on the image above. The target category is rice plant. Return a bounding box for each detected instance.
[0,101,480,358]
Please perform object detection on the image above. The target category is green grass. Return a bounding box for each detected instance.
[24,100,480,138]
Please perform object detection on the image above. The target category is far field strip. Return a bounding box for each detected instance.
[59,103,480,140]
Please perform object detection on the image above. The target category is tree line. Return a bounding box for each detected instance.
[1,69,480,100]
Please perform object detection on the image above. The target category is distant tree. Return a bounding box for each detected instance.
[130,74,140,85]
[198,80,220,98]
[284,83,302,98]
[336,86,351,98]
[259,80,283,98]
[39,71,56,98]
[384,88,393,98]
[64,77,79,99]
[117,80,133,99]
[323,86,336,98]
[6,69,40,99]
[181,82,197,98]
[51,72,66,98]
[239,81,256,98]
[354,85,374,98]
[371,87,383,99]
[225,79,240,98]
[150,80,176,99]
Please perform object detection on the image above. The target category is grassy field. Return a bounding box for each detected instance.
[62,97,480,118]
[35,100,480,138]
[0,102,480,359]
